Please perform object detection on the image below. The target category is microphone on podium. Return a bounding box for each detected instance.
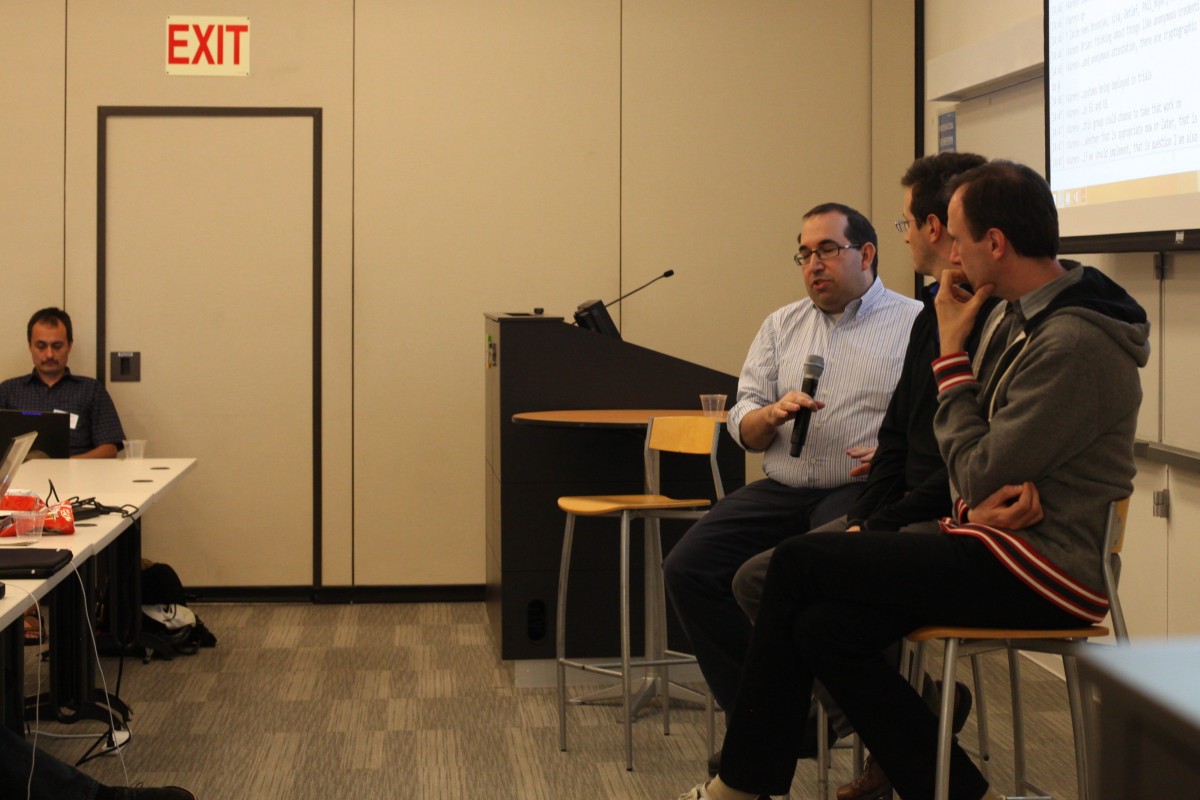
[574,270,676,339]
[603,269,675,308]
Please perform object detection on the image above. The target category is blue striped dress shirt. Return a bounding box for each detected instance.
[727,278,922,489]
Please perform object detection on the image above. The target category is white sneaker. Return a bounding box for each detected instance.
[677,782,712,800]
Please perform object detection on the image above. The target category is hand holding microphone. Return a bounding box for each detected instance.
[788,355,825,457]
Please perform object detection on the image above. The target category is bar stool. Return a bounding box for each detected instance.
[556,415,724,771]
[906,498,1131,800]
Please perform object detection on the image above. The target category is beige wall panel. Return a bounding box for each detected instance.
[0,2,66,377]
[106,117,313,585]
[59,1,356,585]
[951,79,1045,169]
[871,0,917,296]
[619,1,873,376]
[1084,252,1162,443]
[1167,467,1200,635]
[924,0,1042,58]
[1122,459,1169,638]
[1163,252,1200,451]
[922,0,1043,160]
[353,1,621,584]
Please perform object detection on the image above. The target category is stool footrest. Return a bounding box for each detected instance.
[559,655,698,678]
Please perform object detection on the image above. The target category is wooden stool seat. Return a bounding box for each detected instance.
[558,495,712,516]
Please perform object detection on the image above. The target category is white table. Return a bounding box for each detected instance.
[1078,641,1200,799]
[0,459,196,630]
[0,458,196,730]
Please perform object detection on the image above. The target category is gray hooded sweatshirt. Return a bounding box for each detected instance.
[932,261,1149,622]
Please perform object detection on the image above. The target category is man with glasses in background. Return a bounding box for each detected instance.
[664,202,921,769]
[732,153,1001,799]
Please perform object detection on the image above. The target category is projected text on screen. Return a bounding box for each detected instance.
[1048,0,1200,210]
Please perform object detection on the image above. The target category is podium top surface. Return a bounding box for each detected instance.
[513,409,728,429]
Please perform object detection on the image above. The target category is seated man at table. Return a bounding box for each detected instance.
[0,307,125,458]
[0,723,196,799]
[662,202,921,750]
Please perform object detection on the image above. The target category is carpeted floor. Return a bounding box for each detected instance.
[21,602,1083,799]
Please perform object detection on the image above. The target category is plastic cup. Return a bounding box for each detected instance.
[10,509,45,545]
[700,394,728,418]
[123,439,147,459]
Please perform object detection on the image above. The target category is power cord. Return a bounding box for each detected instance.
[72,568,133,775]
[7,582,44,800]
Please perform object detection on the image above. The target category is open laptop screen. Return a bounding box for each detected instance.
[0,410,69,459]
[0,432,37,502]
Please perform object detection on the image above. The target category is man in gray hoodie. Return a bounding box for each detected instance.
[680,160,1148,800]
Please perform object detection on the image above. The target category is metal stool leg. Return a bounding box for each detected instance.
[1064,654,1091,800]
[1009,648,1028,796]
[817,700,831,800]
[556,513,575,753]
[969,653,991,780]
[649,522,671,736]
[934,639,960,800]
[620,511,634,771]
[707,692,718,763]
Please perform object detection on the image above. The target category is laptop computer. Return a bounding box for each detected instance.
[0,434,71,578]
[0,431,37,500]
[0,409,70,459]
[0,432,71,576]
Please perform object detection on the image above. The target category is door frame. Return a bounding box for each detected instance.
[96,106,325,587]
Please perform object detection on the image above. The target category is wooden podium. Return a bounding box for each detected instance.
[484,312,744,661]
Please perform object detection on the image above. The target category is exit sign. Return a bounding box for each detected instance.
[166,16,250,76]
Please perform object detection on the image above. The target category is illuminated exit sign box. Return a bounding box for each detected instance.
[166,16,250,76]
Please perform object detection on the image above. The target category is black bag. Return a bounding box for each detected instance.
[142,561,217,656]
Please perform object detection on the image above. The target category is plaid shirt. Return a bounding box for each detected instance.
[0,369,126,455]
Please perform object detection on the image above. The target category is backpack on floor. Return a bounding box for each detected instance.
[142,560,217,659]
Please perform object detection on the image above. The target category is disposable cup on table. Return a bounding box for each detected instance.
[6,509,45,545]
[700,394,727,418]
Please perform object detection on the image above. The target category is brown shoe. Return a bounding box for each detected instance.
[835,755,892,800]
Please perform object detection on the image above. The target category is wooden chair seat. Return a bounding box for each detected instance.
[557,495,712,516]
[908,625,1109,643]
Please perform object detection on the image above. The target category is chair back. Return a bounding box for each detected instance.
[1103,497,1132,642]
[643,416,725,500]
[1106,497,1130,555]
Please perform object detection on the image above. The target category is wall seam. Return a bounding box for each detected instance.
[62,0,69,307]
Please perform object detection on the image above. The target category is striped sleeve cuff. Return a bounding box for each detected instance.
[932,352,976,394]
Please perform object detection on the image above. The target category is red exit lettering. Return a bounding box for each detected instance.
[167,23,249,66]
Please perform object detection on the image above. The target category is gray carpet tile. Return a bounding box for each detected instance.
[20,602,1083,799]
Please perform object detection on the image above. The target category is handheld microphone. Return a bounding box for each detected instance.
[603,270,675,308]
[788,354,825,457]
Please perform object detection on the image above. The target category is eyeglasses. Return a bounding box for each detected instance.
[894,219,911,234]
[794,242,862,266]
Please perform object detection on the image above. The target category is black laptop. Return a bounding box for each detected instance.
[0,409,70,459]
[0,547,73,578]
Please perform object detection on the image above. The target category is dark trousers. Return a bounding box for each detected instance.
[661,478,862,713]
[0,724,99,800]
[719,529,1082,800]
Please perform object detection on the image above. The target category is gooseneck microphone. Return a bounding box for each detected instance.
[604,270,675,308]
[788,354,825,457]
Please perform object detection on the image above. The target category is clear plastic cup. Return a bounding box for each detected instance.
[9,509,45,545]
[700,394,728,418]
[123,439,147,459]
